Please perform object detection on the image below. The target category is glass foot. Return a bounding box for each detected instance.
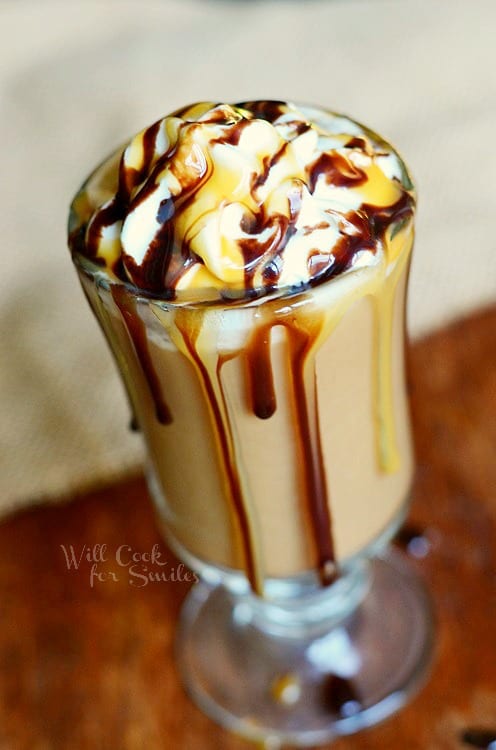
[177,549,434,747]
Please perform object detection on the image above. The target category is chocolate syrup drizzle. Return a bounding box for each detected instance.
[110,285,172,425]
[173,311,262,593]
[245,326,276,420]
[70,101,415,595]
[285,323,336,585]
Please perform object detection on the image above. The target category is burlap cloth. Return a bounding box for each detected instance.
[1,0,494,515]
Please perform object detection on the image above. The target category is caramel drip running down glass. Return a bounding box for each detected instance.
[68,101,432,745]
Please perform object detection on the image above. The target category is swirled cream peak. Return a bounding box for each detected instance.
[70,100,415,300]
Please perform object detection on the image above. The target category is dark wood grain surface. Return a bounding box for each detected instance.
[0,306,495,750]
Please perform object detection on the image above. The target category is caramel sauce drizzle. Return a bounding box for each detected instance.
[372,245,412,472]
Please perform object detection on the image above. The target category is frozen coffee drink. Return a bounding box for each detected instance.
[69,101,415,596]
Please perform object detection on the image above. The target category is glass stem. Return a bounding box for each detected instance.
[234,561,371,640]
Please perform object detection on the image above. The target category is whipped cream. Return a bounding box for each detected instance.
[69,101,415,301]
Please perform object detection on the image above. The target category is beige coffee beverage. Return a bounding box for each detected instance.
[69,100,415,596]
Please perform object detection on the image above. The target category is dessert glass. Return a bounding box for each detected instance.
[68,104,433,746]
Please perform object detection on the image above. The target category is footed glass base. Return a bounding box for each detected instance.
[177,549,433,747]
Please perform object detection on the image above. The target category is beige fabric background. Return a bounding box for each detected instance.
[1,0,495,515]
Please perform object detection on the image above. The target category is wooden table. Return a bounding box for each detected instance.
[0,306,495,750]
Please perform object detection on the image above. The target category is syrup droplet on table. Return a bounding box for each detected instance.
[320,674,362,718]
[128,415,140,432]
[461,728,496,749]
[395,524,431,559]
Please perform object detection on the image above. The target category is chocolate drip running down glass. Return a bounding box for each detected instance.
[68,101,433,745]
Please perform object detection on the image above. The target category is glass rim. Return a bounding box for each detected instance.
[71,247,391,314]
